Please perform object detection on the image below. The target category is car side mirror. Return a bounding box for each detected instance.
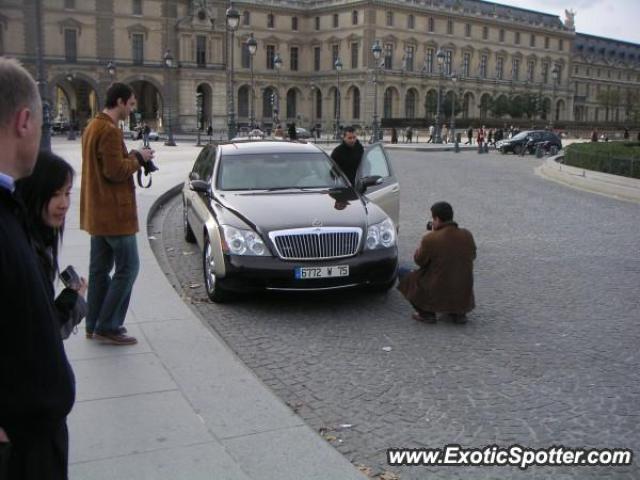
[189,171,200,181]
[358,175,383,193]
[190,179,211,195]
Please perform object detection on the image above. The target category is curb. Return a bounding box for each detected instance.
[146,182,184,234]
[536,156,640,203]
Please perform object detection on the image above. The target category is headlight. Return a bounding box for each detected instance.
[365,218,396,250]
[220,225,270,256]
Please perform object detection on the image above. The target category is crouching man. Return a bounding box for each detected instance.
[398,201,476,324]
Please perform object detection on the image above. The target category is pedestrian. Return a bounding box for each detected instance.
[274,124,284,138]
[441,124,449,144]
[466,126,473,144]
[391,127,398,144]
[16,151,88,339]
[288,122,297,140]
[623,127,629,140]
[142,123,150,147]
[207,124,213,143]
[80,82,155,345]
[0,57,76,480]
[398,201,476,324]
[487,128,494,147]
[428,124,434,143]
[405,126,413,143]
[330,126,364,186]
[477,125,485,148]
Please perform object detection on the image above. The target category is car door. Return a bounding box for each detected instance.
[186,146,215,245]
[357,143,400,227]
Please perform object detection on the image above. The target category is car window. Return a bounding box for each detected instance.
[217,152,348,190]
[361,146,390,178]
[193,146,214,180]
[512,132,529,141]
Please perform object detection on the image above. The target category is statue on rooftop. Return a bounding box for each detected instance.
[564,9,576,30]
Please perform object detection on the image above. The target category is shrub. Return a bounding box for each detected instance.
[563,142,640,179]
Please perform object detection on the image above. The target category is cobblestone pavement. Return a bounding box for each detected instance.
[149,150,640,479]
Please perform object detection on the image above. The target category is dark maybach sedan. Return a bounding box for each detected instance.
[182,140,400,302]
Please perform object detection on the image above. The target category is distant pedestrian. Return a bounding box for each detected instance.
[288,122,297,140]
[405,126,413,143]
[591,129,598,142]
[441,125,449,144]
[428,125,434,143]
[274,124,284,138]
[466,127,473,144]
[487,128,494,147]
[391,127,398,144]
[623,127,629,140]
[142,123,150,147]
[207,124,213,143]
[477,125,485,148]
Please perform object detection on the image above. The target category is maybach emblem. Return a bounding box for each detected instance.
[311,218,322,227]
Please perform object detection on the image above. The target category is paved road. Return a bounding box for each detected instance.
[149,149,640,479]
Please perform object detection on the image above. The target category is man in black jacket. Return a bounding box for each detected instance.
[330,126,364,186]
[0,58,75,480]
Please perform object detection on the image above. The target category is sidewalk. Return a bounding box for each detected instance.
[53,138,367,480]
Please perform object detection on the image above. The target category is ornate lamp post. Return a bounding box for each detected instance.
[226,4,240,140]
[65,73,77,140]
[450,72,458,152]
[334,57,343,139]
[247,33,258,129]
[435,48,445,143]
[371,40,382,143]
[273,52,282,126]
[163,49,177,146]
[551,65,559,129]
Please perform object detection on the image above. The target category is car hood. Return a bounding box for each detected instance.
[216,190,369,232]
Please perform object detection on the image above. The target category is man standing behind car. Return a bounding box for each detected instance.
[80,82,154,345]
[398,201,476,324]
[330,126,364,186]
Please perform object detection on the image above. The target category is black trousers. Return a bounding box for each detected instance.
[6,422,68,480]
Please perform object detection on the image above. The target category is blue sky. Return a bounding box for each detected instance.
[496,0,640,44]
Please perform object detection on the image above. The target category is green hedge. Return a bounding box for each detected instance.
[563,142,640,179]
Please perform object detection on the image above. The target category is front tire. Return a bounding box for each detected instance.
[513,144,524,156]
[203,237,231,303]
[183,201,196,243]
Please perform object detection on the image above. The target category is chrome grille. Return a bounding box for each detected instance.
[269,227,362,260]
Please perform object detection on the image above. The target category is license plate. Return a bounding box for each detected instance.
[294,265,349,279]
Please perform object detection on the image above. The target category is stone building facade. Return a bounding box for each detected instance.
[1,0,638,134]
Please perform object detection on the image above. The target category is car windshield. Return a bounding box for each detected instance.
[217,152,348,191]
[511,131,531,141]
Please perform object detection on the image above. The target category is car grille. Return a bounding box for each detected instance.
[269,227,362,260]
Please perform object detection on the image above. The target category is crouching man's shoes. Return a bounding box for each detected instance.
[412,311,437,323]
[449,313,468,324]
[93,331,138,345]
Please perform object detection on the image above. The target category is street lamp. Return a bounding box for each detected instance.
[65,73,76,140]
[226,4,240,140]
[334,57,343,139]
[247,33,258,129]
[450,72,458,152]
[371,40,382,142]
[435,48,445,143]
[273,52,282,126]
[163,49,176,146]
[551,65,559,129]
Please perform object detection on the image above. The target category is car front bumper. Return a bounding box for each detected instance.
[218,247,398,292]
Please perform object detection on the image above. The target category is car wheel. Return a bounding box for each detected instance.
[203,237,230,303]
[183,201,196,243]
[499,147,507,154]
[513,144,523,155]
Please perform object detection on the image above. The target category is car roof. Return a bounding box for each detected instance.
[219,140,323,156]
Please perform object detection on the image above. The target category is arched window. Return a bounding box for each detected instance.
[286,89,297,119]
[383,88,393,118]
[405,90,416,118]
[352,88,360,119]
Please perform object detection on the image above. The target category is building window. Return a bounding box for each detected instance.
[290,47,298,71]
[352,10,358,25]
[384,43,393,69]
[292,16,298,31]
[196,35,207,67]
[351,42,358,69]
[542,62,549,83]
[408,15,415,29]
[559,39,564,51]
[314,47,321,71]
[266,45,275,69]
[496,57,503,79]
[405,90,415,118]
[241,43,250,68]
[405,45,414,71]
[544,36,549,49]
[315,16,320,30]
[64,29,77,63]
[462,52,470,77]
[333,14,339,28]
[515,32,520,45]
[479,54,487,78]
[286,90,297,119]
[425,48,434,73]
[132,33,144,65]
[315,90,322,118]
[65,0,75,8]
[444,50,452,75]
[133,0,142,15]
[353,88,360,119]
[512,58,520,81]
[332,44,339,69]
[242,11,250,26]
[267,13,275,28]
[499,29,505,42]
[482,26,488,40]
[428,17,434,32]
[447,19,453,35]
[530,34,535,47]
[465,23,471,37]
[386,11,393,27]
[528,60,535,81]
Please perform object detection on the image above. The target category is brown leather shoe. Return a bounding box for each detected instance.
[93,331,138,345]
[412,312,437,323]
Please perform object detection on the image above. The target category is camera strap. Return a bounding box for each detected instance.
[137,169,153,189]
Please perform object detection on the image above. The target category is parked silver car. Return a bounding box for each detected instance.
[182,140,400,302]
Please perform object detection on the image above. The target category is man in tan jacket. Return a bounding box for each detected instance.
[80,83,154,345]
[398,201,476,324]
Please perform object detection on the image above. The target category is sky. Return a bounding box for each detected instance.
[493,0,640,44]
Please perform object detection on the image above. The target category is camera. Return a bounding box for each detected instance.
[141,147,159,175]
[60,265,80,289]
[426,220,433,231]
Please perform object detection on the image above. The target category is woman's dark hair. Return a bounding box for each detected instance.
[105,82,134,109]
[430,201,454,222]
[16,151,75,276]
